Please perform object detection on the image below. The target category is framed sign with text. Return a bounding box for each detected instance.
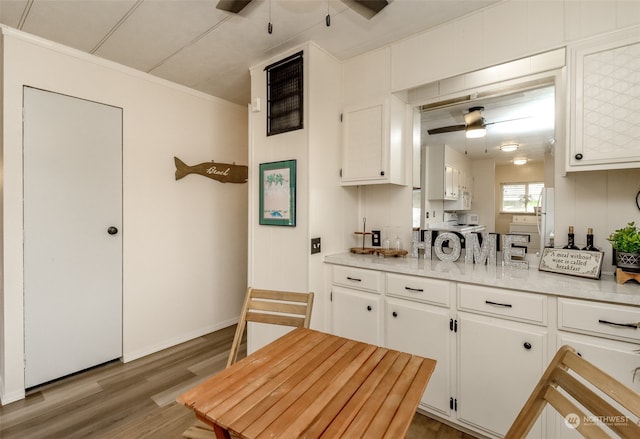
[538,248,604,279]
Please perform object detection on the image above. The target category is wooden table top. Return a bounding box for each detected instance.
[178,328,436,439]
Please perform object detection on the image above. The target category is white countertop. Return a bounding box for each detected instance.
[324,252,640,306]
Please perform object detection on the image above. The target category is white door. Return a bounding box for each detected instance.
[23,87,123,388]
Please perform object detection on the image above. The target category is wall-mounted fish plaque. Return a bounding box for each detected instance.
[174,157,248,184]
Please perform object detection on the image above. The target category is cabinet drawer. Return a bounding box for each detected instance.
[332,266,382,293]
[386,273,450,307]
[558,298,640,342]
[458,284,547,325]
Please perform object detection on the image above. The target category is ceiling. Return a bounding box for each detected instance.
[421,85,556,165]
[0,0,498,105]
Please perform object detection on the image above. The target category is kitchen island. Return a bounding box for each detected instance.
[324,252,640,439]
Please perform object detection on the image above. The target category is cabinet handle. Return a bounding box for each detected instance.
[485,300,512,308]
[346,276,362,282]
[598,319,639,329]
[380,171,385,176]
[404,286,424,293]
[366,305,372,311]
[392,311,398,317]
[523,342,532,350]
[575,153,583,160]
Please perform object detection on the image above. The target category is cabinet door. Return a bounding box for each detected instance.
[568,30,640,171]
[457,312,547,438]
[341,100,387,183]
[553,332,640,438]
[386,298,452,417]
[331,286,382,345]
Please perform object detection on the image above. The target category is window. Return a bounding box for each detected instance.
[501,182,544,213]
[265,51,303,136]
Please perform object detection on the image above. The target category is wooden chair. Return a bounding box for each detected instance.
[182,287,313,439]
[505,345,640,439]
[227,287,314,367]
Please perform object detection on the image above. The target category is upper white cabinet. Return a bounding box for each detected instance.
[427,144,469,200]
[341,95,406,186]
[567,27,640,171]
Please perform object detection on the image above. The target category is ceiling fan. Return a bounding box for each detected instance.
[427,106,490,138]
[216,0,390,19]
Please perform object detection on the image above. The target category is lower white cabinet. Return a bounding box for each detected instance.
[385,297,452,416]
[456,312,547,438]
[554,332,640,438]
[331,286,382,345]
[328,264,640,439]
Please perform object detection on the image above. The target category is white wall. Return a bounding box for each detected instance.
[342,0,640,271]
[248,43,347,349]
[0,29,248,403]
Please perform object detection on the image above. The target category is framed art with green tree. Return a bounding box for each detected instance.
[259,160,296,226]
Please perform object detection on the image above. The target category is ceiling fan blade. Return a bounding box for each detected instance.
[484,116,533,126]
[216,0,253,14]
[341,0,389,19]
[427,124,466,135]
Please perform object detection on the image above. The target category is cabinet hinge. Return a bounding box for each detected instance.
[449,397,457,411]
[449,319,458,333]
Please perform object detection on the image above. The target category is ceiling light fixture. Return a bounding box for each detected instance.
[513,158,528,165]
[500,144,519,152]
[465,123,486,139]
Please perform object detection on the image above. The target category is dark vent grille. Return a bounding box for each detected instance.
[266,51,303,136]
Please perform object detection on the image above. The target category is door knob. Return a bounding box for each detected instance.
[107,226,119,235]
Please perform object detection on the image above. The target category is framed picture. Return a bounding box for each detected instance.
[259,160,296,226]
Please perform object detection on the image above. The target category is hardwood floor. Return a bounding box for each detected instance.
[0,325,476,438]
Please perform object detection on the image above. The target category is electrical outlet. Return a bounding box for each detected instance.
[311,237,321,254]
[372,230,381,246]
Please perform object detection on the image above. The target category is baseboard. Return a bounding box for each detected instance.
[0,378,26,406]
[122,317,239,363]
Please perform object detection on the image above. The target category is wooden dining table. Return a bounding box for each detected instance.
[177,327,436,439]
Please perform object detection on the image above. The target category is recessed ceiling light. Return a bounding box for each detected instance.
[500,144,519,152]
[513,158,528,165]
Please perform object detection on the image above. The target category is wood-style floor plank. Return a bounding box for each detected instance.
[0,325,476,438]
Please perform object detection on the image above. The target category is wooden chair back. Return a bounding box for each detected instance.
[506,345,640,439]
[227,287,314,367]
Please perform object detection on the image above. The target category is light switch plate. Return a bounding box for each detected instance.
[311,237,321,254]
[372,230,381,246]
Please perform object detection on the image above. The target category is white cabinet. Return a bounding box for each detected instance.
[341,95,405,185]
[331,266,383,345]
[457,312,547,438]
[554,333,640,438]
[567,28,640,171]
[332,286,382,345]
[555,298,640,437]
[456,284,547,438]
[385,274,453,416]
[427,144,469,200]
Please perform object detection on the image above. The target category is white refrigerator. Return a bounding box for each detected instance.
[538,188,555,249]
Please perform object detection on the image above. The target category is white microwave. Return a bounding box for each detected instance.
[443,191,471,211]
[457,213,479,225]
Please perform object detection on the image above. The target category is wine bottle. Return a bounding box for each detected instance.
[582,228,599,251]
[563,226,580,249]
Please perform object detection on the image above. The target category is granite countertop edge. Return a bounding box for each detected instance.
[324,253,640,306]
